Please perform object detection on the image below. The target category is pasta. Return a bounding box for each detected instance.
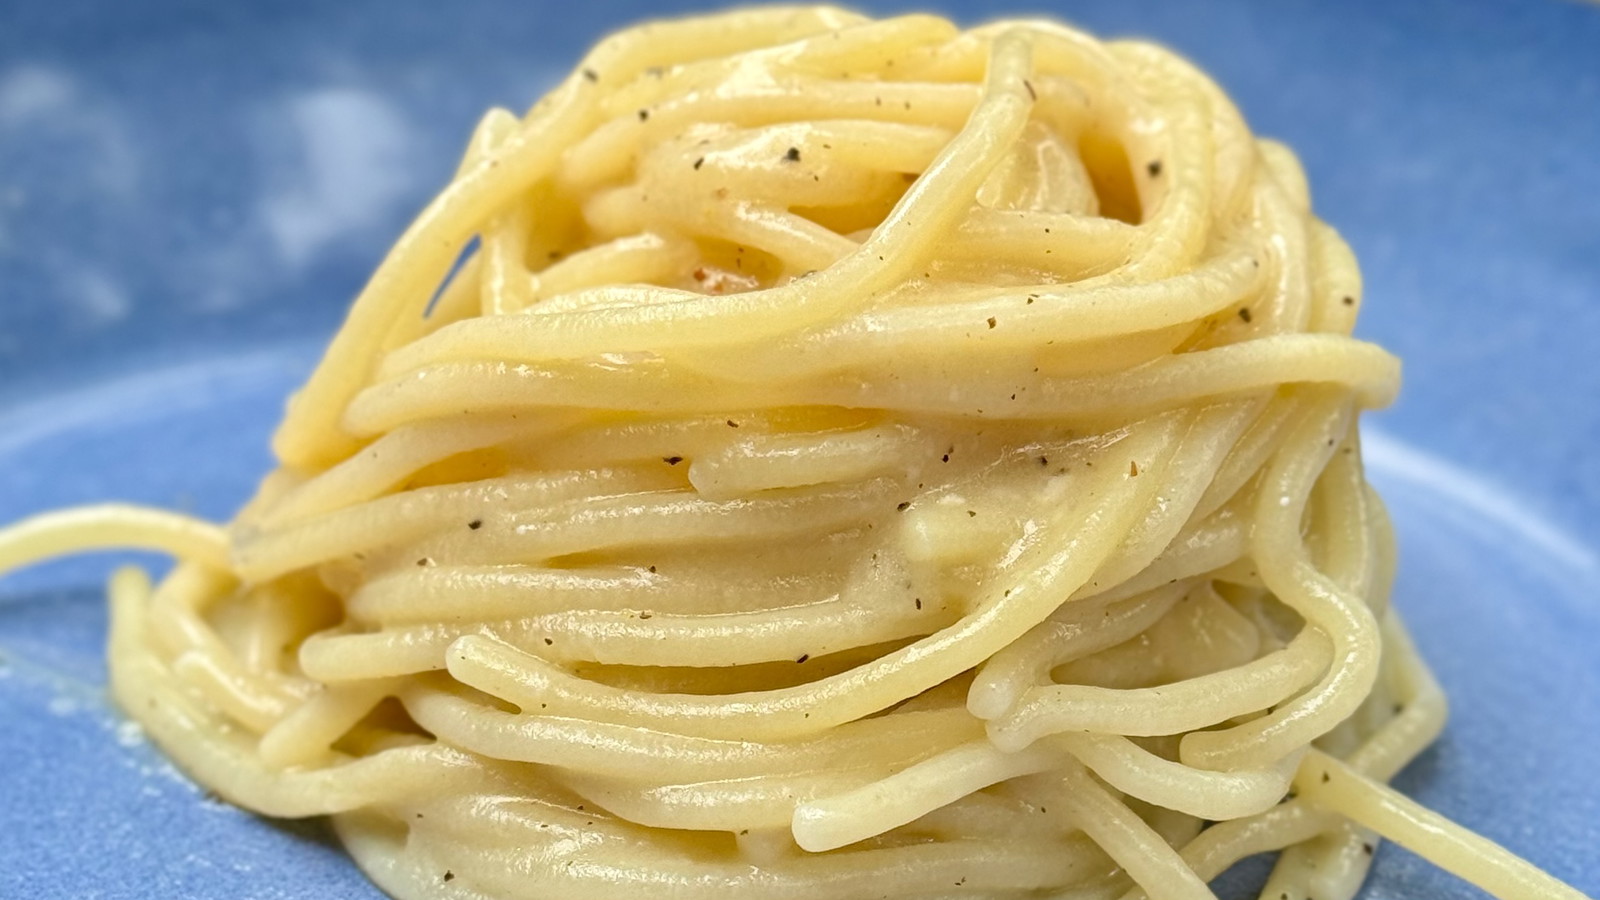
[0,7,1590,900]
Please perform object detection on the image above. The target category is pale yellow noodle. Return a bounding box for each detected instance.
[0,8,1587,900]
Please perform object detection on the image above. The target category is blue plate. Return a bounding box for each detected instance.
[2,1,1596,897]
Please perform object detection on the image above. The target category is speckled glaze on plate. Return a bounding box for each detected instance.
[2,1,1597,898]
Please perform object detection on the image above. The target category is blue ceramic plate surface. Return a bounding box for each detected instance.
[2,1,1597,897]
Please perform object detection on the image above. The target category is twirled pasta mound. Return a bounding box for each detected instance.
[3,7,1589,900]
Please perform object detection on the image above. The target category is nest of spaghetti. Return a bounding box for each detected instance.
[108,8,1441,900]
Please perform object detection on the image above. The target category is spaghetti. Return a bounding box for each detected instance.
[0,7,1590,900]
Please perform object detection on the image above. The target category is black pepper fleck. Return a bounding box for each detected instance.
[663,456,684,465]
[467,519,483,530]
[796,654,810,663]
[1238,307,1253,323]
[784,146,801,162]
[1147,160,1163,177]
